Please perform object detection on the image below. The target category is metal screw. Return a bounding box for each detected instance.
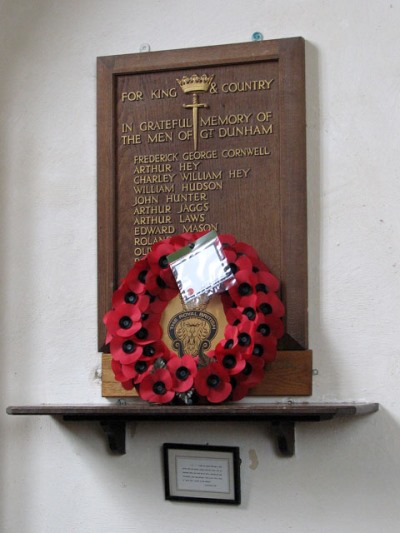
[312,369,319,376]
[252,32,263,42]
[139,43,151,52]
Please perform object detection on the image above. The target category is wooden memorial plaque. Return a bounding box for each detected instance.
[97,37,311,397]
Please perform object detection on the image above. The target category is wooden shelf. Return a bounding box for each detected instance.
[6,402,379,457]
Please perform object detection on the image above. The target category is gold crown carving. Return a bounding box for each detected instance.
[177,74,215,94]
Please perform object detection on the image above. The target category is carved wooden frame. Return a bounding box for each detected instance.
[97,38,309,395]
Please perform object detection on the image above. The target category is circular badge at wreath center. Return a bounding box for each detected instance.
[161,294,227,365]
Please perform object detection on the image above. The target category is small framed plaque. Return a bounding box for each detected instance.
[163,443,241,504]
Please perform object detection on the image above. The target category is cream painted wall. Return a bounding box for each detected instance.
[1,1,399,531]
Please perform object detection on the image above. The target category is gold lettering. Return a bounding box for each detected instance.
[228,169,251,179]
[177,203,209,213]
[134,218,172,229]
[132,196,159,206]
[122,123,134,132]
[133,174,176,184]
[121,91,144,102]
[200,113,252,126]
[140,119,190,131]
[151,88,177,99]
[121,134,142,145]
[179,162,201,171]
[134,230,175,246]
[133,164,172,173]
[148,132,173,143]
[182,150,218,161]
[181,171,222,181]
[221,79,274,93]
[221,146,271,158]
[181,182,222,192]
[179,213,206,223]
[165,192,207,203]
[132,205,171,215]
[133,153,179,164]
[133,184,174,194]
[182,223,218,232]
[218,124,273,138]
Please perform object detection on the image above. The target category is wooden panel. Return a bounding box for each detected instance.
[101,350,312,398]
[97,38,307,353]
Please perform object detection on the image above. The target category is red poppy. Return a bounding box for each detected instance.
[231,356,265,401]
[194,362,232,403]
[214,344,246,375]
[139,368,175,404]
[145,269,179,302]
[147,241,177,286]
[251,335,278,363]
[103,303,141,340]
[110,336,143,365]
[132,318,163,345]
[218,233,237,248]
[255,314,284,340]
[223,320,256,356]
[234,241,259,260]
[111,282,147,308]
[254,270,280,293]
[125,259,150,294]
[224,249,253,276]
[240,291,285,319]
[110,359,141,390]
[228,270,257,305]
[140,340,170,362]
[167,354,198,392]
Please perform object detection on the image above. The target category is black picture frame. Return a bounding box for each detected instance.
[163,443,241,505]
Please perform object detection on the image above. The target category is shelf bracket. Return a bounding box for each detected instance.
[271,420,295,457]
[99,420,126,454]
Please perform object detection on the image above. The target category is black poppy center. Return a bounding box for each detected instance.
[256,283,268,294]
[224,339,234,349]
[119,316,132,329]
[134,361,147,374]
[260,303,272,315]
[158,255,169,269]
[243,307,256,320]
[152,381,166,395]
[223,355,236,369]
[238,282,252,296]
[138,270,148,283]
[257,323,271,336]
[136,327,148,340]
[157,276,167,289]
[229,263,238,275]
[243,362,252,376]
[252,344,264,357]
[141,313,149,321]
[143,345,156,357]
[238,332,251,346]
[122,340,136,354]
[124,291,138,304]
[145,291,156,303]
[176,366,190,381]
[207,374,221,388]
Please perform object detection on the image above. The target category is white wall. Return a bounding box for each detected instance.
[1,1,399,531]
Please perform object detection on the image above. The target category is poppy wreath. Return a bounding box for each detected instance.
[103,232,285,405]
